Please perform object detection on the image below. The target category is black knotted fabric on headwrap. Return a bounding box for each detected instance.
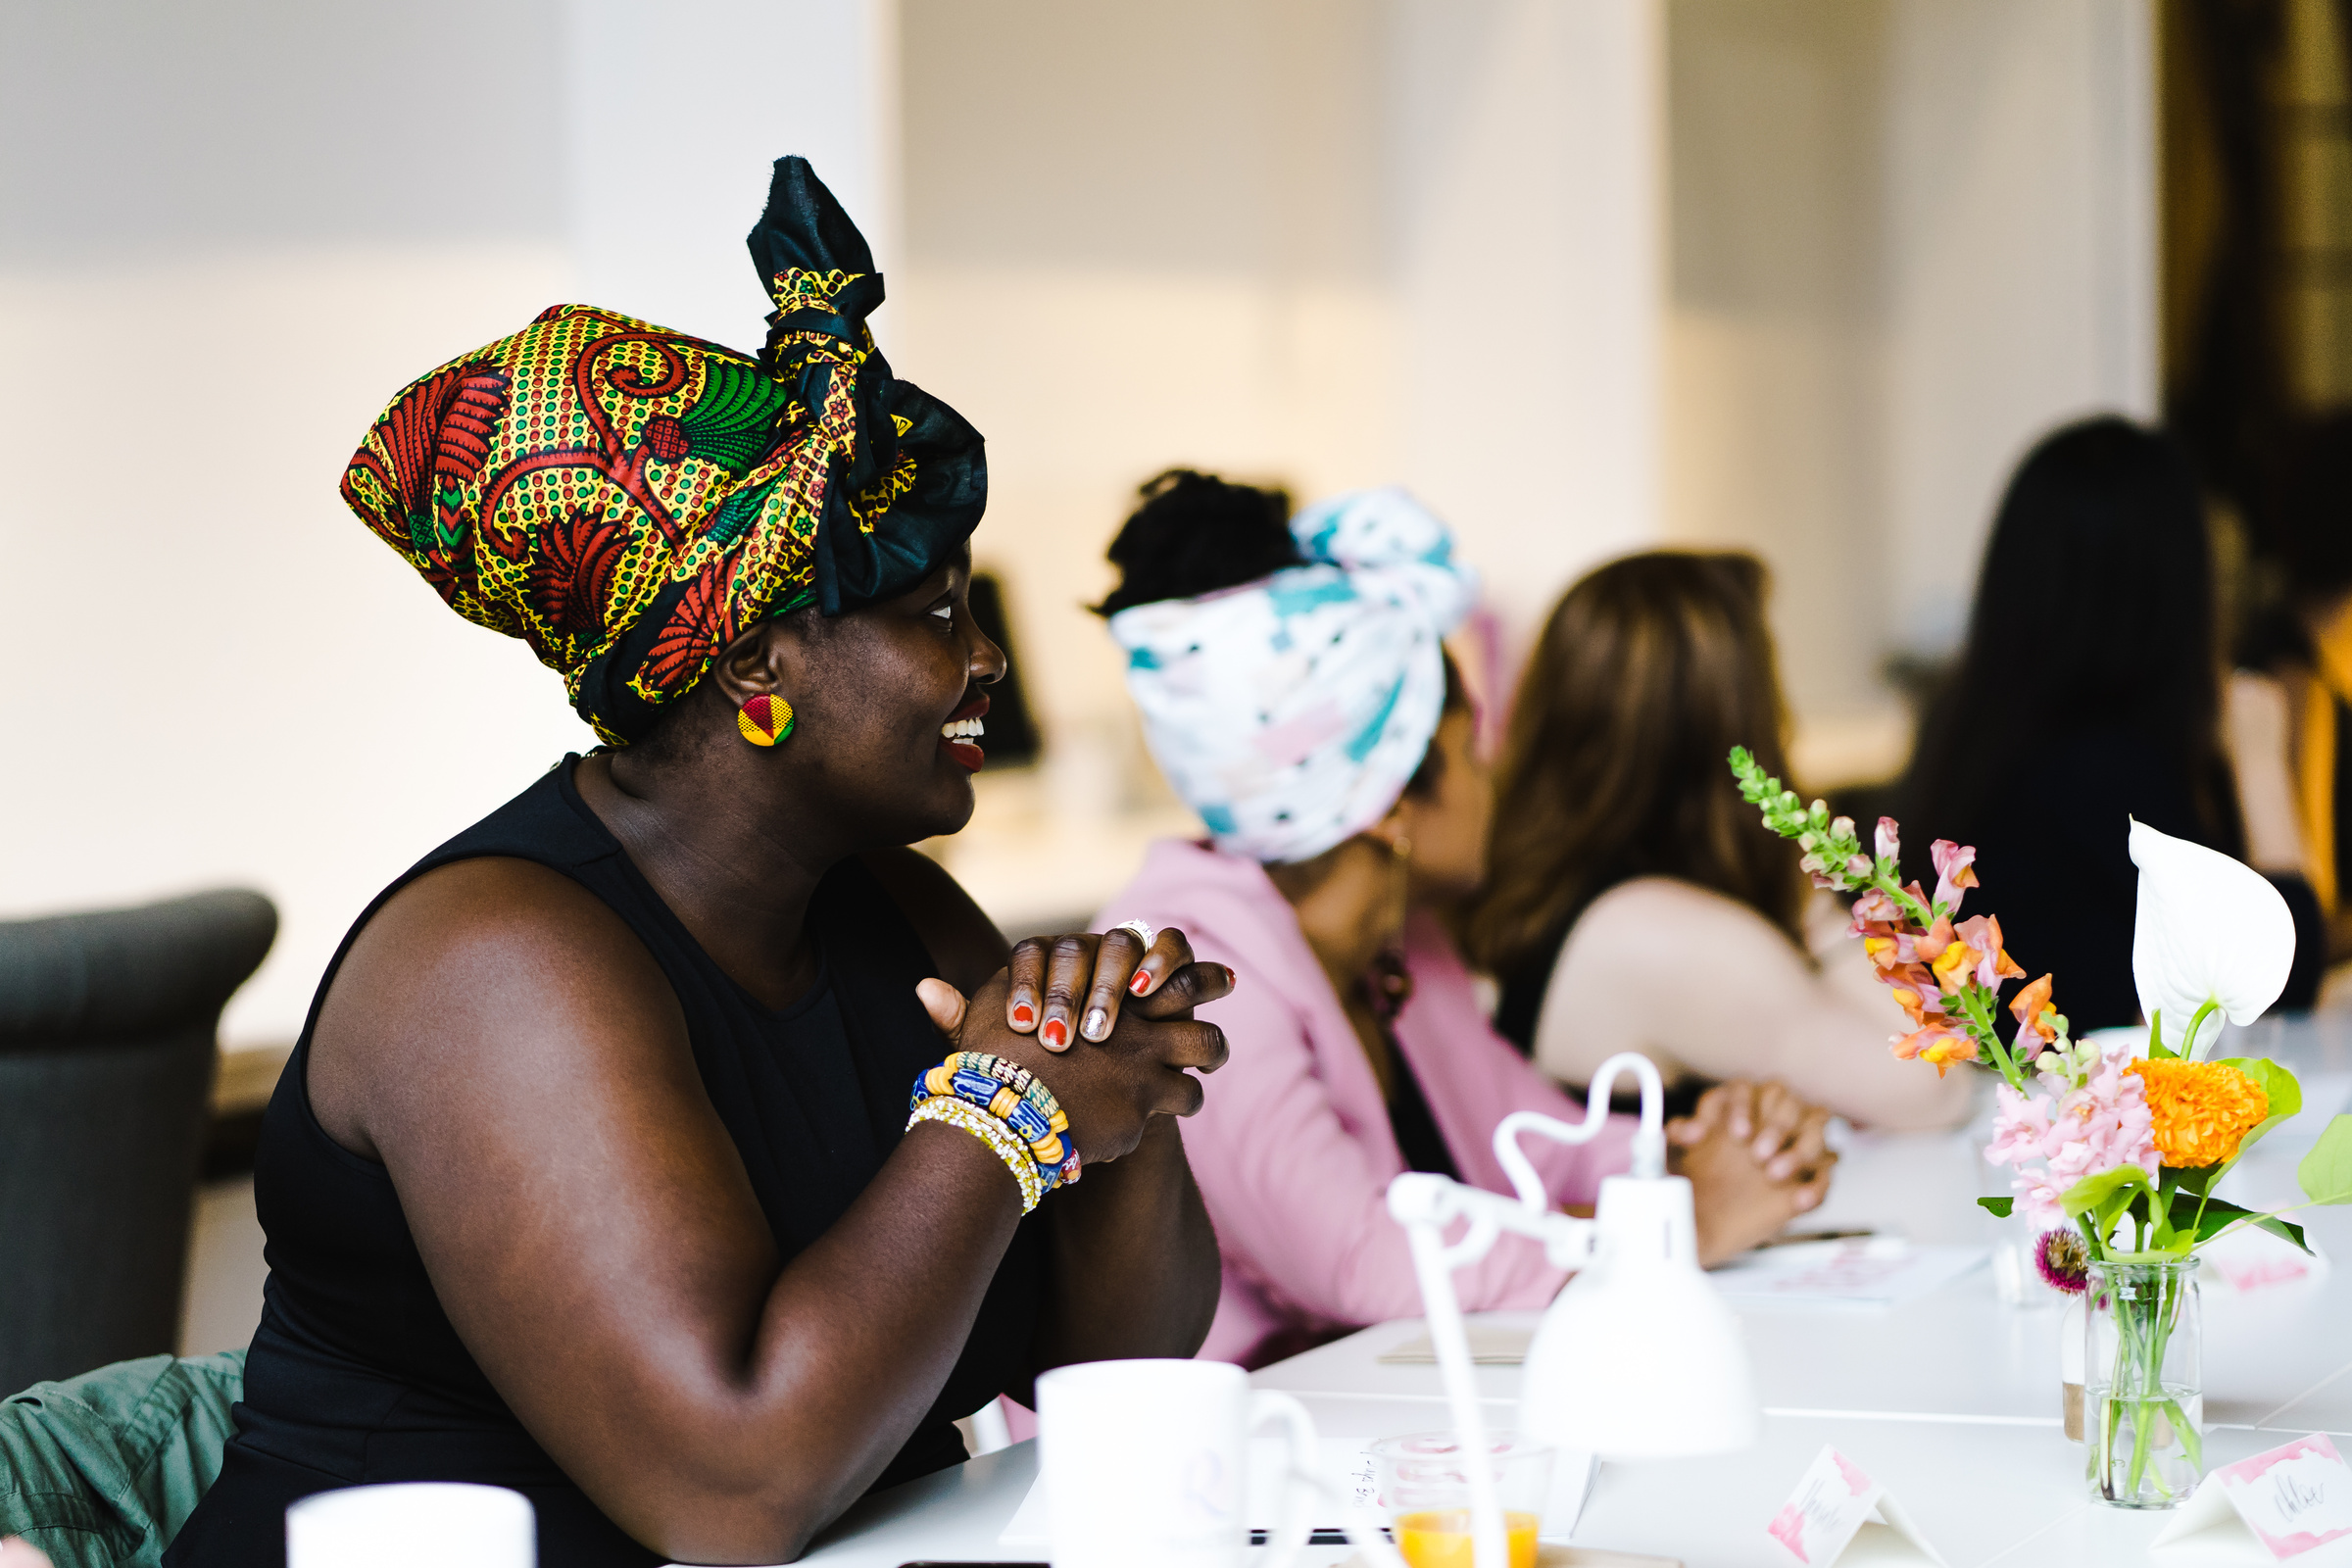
[748,157,989,617]
[339,155,988,745]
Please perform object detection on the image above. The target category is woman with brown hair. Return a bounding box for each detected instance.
[1096,479,1839,1370]
[1467,551,1970,1129]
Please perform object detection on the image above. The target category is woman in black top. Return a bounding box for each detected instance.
[1896,416,2323,1033]
[168,159,1227,1566]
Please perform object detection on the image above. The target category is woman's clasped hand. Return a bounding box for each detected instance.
[1664,1079,1838,1265]
[916,928,1235,1164]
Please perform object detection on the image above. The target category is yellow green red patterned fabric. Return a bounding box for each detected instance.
[339,157,985,745]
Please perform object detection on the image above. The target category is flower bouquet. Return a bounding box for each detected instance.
[1729,748,2352,1506]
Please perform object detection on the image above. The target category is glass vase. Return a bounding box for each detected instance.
[2083,1257,2202,1507]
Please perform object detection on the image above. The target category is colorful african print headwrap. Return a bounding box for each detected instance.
[340,157,985,744]
[1108,487,1478,864]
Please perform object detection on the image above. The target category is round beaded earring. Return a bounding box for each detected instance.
[736,692,796,747]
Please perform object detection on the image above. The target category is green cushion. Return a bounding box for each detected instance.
[0,1350,244,1568]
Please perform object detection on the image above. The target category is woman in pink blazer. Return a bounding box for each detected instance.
[1093,472,1838,1367]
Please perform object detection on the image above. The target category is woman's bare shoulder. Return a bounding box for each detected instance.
[338,856,669,997]
[308,856,686,1159]
[1574,875,1793,940]
[1557,876,1814,989]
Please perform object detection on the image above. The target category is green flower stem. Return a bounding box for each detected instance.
[2179,999,2221,1060]
[2188,1175,2217,1243]
[2096,1264,2195,1504]
[2166,1396,2204,1472]
[1729,745,2051,1093]
[1872,871,1936,931]
[1956,986,2028,1093]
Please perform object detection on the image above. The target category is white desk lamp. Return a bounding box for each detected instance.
[1382,1052,1760,1568]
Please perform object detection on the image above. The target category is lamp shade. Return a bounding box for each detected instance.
[1518,1174,1758,1459]
[287,1482,535,1568]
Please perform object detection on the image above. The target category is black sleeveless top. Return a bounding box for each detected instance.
[167,759,1045,1567]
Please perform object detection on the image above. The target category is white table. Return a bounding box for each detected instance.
[794,1016,2352,1566]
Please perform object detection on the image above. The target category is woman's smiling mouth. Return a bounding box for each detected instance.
[940,695,989,771]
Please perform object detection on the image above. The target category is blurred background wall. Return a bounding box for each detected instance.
[0,0,2160,1051]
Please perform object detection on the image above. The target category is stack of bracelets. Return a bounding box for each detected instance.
[906,1051,1083,1214]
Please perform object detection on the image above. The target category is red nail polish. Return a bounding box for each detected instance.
[1042,1018,1068,1048]
[1011,1003,1036,1027]
[1130,971,1152,995]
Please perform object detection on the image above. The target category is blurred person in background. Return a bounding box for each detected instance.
[1895,416,2322,1035]
[1467,553,1971,1130]
[2246,413,2352,967]
[1090,471,1839,1370]
[166,162,1230,1568]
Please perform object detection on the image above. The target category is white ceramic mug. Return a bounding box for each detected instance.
[1035,1358,1319,1568]
[286,1481,535,1568]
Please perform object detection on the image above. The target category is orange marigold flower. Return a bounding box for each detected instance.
[2125,1057,2270,1168]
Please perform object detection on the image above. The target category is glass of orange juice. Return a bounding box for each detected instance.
[1367,1432,1553,1568]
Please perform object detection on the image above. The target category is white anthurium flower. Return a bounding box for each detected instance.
[2131,817,2296,1058]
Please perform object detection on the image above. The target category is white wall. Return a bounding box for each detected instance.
[1880,0,2158,653]
[1664,0,2158,755]
[1665,0,1893,724]
[1390,0,1666,636]
[564,0,901,350]
[0,0,893,1047]
[895,0,1666,745]
[2,0,2162,1040]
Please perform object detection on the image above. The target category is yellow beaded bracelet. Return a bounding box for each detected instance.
[907,1097,1043,1213]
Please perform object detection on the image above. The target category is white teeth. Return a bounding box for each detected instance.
[940,717,986,740]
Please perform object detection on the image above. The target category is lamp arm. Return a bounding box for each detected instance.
[1493,1051,1669,1212]
[1400,1203,1505,1568]
[1386,1176,1597,1568]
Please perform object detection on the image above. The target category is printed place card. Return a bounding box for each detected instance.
[2155,1433,2352,1561]
[1764,1446,1945,1567]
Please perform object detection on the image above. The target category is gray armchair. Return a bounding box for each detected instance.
[0,891,276,1395]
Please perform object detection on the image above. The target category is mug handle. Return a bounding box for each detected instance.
[1245,1390,1319,1568]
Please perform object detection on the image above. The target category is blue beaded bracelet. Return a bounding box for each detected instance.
[909,1052,1082,1194]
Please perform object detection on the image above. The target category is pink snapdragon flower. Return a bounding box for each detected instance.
[1930,839,1979,912]
[1875,817,1901,863]
[1891,1022,1977,1075]
[1931,913,2026,996]
[1984,1045,2156,1228]
[1848,886,1910,931]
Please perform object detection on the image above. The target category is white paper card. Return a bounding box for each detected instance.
[1764,1446,1945,1567]
[1376,1325,1535,1364]
[1002,1437,1598,1547]
[2154,1434,2352,1560]
[1710,1241,1985,1312]
[2198,1222,2331,1296]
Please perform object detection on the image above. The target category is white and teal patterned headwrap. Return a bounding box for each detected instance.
[1107,486,1478,864]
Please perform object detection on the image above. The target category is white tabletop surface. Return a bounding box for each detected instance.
[779,1014,2352,1567]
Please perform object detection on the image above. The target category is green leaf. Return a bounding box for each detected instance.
[1977,1197,2014,1218]
[2299,1116,2352,1206]
[2149,1010,2177,1060]
[2060,1165,2158,1231]
[2216,1058,2303,1162]
[2165,1191,2312,1253]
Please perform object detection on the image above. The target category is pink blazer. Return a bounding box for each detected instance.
[1098,838,1634,1367]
